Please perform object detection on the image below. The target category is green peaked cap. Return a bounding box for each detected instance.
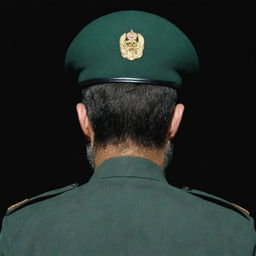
[65,10,199,89]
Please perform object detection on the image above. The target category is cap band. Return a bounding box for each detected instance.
[79,78,181,90]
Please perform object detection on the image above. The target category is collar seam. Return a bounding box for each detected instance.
[99,176,162,181]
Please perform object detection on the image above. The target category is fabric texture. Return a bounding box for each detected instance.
[0,156,255,255]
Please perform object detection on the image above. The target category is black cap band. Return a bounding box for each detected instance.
[79,78,181,91]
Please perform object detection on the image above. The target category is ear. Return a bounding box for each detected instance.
[168,104,185,140]
[76,103,93,140]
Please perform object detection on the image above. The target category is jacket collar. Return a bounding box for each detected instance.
[90,156,168,183]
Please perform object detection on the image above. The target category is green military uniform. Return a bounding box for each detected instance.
[0,157,255,255]
[1,10,255,255]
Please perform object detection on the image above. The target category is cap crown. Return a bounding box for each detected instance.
[65,10,199,88]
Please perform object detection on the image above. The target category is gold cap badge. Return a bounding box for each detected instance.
[120,30,144,61]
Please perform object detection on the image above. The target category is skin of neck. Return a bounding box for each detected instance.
[94,140,167,169]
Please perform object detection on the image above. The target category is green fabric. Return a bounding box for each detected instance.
[65,10,199,88]
[6,183,79,216]
[1,156,255,255]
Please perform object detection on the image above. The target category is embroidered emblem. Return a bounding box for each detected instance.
[120,30,144,61]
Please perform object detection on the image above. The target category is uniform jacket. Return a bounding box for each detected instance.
[0,156,255,255]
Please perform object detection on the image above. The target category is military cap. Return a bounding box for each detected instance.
[65,10,199,89]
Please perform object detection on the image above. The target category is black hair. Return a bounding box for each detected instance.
[81,83,177,150]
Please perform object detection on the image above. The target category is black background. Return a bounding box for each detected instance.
[1,1,255,223]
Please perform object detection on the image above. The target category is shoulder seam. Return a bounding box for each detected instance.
[183,188,251,220]
[6,183,79,216]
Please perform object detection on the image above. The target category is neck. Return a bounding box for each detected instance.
[94,143,166,169]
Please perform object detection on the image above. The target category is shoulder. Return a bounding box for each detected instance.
[0,184,78,253]
[181,186,253,221]
[5,183,79,216]
[181,187,256,250]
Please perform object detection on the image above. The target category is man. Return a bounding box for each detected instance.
[0,10,255,255]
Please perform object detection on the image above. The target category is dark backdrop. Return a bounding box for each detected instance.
[1,1,255,223]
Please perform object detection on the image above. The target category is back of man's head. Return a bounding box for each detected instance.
[82,83,177,151]
[65,10,199,169]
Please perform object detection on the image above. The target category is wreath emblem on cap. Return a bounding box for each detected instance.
[120,30,144,61]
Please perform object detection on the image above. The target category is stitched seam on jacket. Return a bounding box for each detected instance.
[99,176,162,181]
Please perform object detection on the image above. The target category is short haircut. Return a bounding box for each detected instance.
[82,83,177,150]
